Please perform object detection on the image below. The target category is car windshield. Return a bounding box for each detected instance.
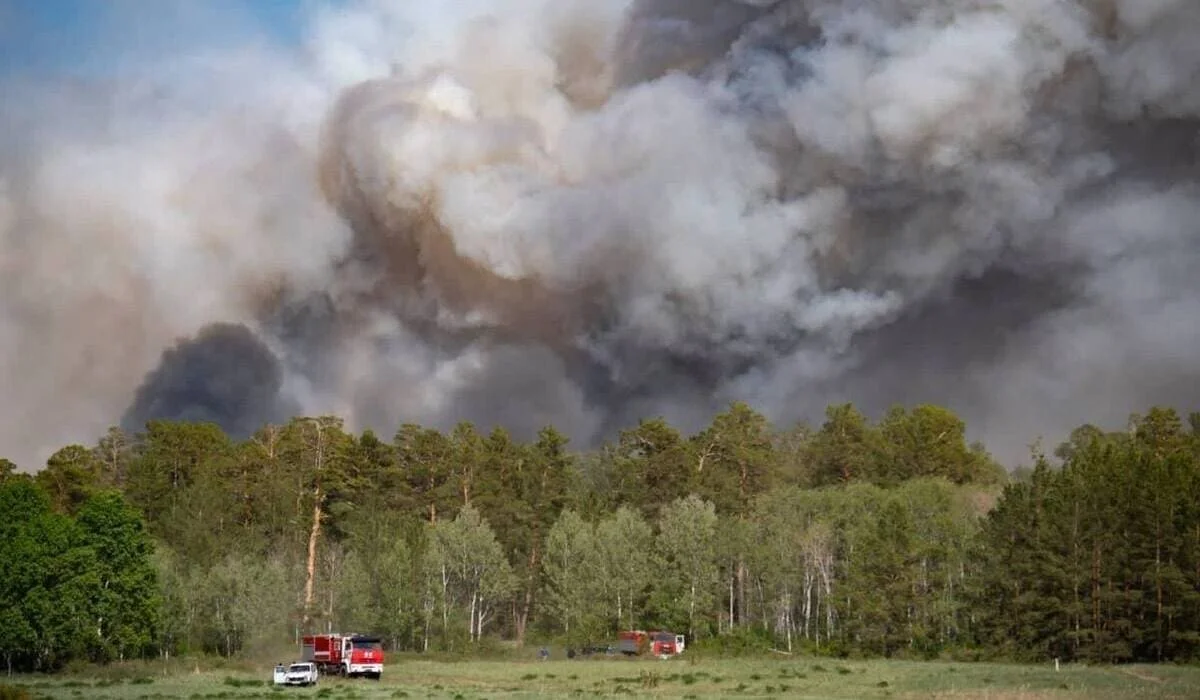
[288,664,310,672]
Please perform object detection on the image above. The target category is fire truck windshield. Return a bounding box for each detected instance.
[352,639,381,650]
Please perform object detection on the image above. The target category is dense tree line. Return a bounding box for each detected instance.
[2,402,1198,670]
[0,476,158,672]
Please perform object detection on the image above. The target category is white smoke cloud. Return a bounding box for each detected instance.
[2,0,1199,469]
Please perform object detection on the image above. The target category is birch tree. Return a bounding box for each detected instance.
[543,510,604,641]
[656,495,721,639]
[336,512,423,650]
[596,506,654,631]
[427,505,516,643]
[197,552,289,656]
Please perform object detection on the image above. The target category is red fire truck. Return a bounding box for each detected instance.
[617,630,684,657]
[301,633,384,679]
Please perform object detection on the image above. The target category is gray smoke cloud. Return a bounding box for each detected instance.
[2,0,1199,468]
[120,322,297,438]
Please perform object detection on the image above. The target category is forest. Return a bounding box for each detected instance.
[2,401,1199,673]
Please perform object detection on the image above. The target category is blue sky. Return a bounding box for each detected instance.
[0,0,333,79]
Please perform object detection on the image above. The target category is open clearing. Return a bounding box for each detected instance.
[6,657,1200,699]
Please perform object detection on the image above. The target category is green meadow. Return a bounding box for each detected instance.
[5,657,1198,700]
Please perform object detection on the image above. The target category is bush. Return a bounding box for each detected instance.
[688,627,776,657]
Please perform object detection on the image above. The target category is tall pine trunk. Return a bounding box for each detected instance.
[301,420,327,630]
[515,544,541,645]
[302,485,322,627]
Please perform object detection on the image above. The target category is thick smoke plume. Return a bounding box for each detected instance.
[120,323,296,438]
[2,0,1199,468]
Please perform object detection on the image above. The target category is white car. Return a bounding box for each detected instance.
[274,661,319,686]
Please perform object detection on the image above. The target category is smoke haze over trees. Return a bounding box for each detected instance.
[2,1,1200,468]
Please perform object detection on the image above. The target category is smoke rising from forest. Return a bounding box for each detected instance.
[2,0,1199,468]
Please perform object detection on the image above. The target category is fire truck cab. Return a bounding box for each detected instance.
[650,631,680,657]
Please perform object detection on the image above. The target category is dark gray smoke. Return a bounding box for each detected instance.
[3,0,1200,468]
[121,323,295,438]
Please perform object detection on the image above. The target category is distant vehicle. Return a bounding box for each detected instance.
[273,661,319,686]
[650,631,682,657]
[302,633,384,679]
[617,630,649,656]
[617,630,684,658]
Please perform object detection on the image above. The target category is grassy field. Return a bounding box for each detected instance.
[4,656,1199,699]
